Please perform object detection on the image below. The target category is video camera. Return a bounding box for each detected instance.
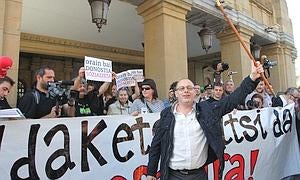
[212,62,230,84]
[262,59,277,69]
[213,62,229,73]
[260,55,277,78]
[47,80,74,105]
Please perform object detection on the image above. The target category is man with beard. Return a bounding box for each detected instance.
[18,65,62,118]
[244,80,272,108]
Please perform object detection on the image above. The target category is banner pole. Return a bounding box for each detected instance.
[215,0,275,96]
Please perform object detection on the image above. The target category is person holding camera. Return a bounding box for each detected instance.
[213,62,229,84]
[64,67,113,117]
[246,93,264,110]
[244,80,272,108]
[18,65,62,119]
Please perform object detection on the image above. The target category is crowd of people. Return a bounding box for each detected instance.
[1,56,300,180]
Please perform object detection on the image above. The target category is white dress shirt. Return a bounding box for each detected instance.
[168,104,208,170]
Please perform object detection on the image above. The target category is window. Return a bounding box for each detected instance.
[17,80,26,99]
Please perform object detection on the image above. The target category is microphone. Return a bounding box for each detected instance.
[57,80,74,86]
[227,71,238,76]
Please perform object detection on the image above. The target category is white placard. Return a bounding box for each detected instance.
[115,71,135,90]
[115,69,144,90]
[127,69,144,82]
[84,56,112,82]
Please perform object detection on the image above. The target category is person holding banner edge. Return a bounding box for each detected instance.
[146,61,264,180]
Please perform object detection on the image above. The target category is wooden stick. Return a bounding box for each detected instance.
[215,0,275,96]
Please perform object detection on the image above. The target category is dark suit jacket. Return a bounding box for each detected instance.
[147,76,259,180]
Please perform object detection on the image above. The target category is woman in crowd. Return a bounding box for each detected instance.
[104,79,140,114]
[107,87,132,115]
[129,78,164,116]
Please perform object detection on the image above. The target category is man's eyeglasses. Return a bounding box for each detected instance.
[290,94,299,100]
[176,86,194,92]
[142,87,151,91]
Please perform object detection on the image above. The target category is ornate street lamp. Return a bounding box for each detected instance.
[88,0,112,32]
[251,43,261,60]
[198,24,214,54]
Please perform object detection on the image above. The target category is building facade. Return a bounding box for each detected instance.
[0,0,297,106]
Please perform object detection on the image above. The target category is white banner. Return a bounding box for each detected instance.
[0,105,299,180]
[84,56,112,82]
[208,104,300,180]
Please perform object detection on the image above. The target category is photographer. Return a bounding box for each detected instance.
[213,62,229,84]
[245,80,272,108]
[18,65,63,119]
[246,93,264,110]
[64,67,113,117]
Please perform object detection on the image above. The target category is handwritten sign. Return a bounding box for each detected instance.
[115,69,144,90]
[84,56,112,82]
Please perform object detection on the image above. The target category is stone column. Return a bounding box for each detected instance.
[217,26,254,85]
[137,0,192,98]
[261,43,297,92]
[0,0,23,106]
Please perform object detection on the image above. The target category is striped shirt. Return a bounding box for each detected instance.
[129,98,164,114]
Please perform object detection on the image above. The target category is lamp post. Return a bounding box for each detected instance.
[198,24,214,54]
[251,43,261,60]
[88,0,111,32]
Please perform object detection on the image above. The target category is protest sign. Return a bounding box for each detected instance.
[115,71,135,90]
[84,56,112,82]
[127,69,144,82]
[115,69,144,90]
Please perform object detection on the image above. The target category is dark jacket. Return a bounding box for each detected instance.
[17,89,57,119]
[147,76,259,180]
[0,97,11,110]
